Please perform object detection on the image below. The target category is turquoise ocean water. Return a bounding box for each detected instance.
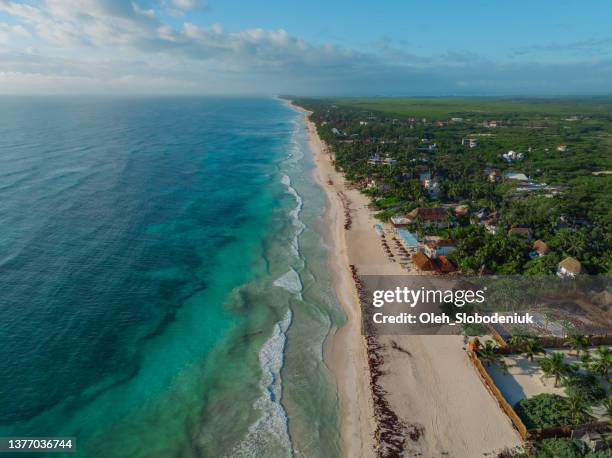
[0,97,344,457]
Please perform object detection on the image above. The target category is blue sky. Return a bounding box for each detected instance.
[0,0,611,95]
[197,1,611,59]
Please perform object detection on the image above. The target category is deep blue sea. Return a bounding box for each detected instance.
[0,97,343,457]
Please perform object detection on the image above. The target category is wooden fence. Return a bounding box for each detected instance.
[467,351,528,440]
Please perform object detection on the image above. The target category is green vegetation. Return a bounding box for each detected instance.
[588,347,611,380]
[477,340,501,366]
[294,96,612,274]
[540,352,573,387]
[514,393,589,428]
[322,97,612,120]
[535,438,610,458]
[564,374,607,404]
[567,334,593,358]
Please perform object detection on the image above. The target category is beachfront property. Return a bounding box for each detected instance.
[390,207,449,228]
[412,251,435,271]
[405,207,449,228]
[473,333,612,449]
[557,256,585,278]
[423,237,455,259]
[390,215,411,227]
[397,228,419,251]
[411,250,456,273]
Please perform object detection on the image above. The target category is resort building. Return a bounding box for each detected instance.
[557,257,584,278]
[508,226,532,240]
[502,150,524,162]
[390,215,411,227]
[462,137,479,148]
[367,153,397,166]
[436,256,457,273]
[423,239,455,259]
[504,172,529,182]
[412,252,435,271]
[405,207,449,228]
[532,240,550,257]
[557,144,567,152]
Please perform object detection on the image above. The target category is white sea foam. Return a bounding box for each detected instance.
[280,174,305,257]
[284,120,305,165]
[273,269,303,299]
[226,309,293,458]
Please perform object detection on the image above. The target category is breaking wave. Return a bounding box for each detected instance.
[226,309,293,458]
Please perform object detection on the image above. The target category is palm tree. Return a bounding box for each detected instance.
[523,338,546,362]
[540,352,570,387]
[580,350,592,366]
[566,394,592,425]
[477,341,499,367]
[588,347,611,380]
[566,334,591,358]
[508,334,528,350]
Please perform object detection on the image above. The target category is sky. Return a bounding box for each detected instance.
[0,0,611,95]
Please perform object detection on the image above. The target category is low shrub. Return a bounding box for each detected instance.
[535,438,586,458]
[565,374,607,404]
[514,394,573,429]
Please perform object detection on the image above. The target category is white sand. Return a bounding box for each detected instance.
[487,352,575,406]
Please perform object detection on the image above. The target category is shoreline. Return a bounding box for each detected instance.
[291,100,523,457]
[294,102,376,457]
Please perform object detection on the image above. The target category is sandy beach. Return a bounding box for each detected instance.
[296,104,523,457]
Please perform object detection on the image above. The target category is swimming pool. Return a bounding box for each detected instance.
[398,229,419,247]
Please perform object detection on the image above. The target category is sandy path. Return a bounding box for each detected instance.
[295,104,521,457]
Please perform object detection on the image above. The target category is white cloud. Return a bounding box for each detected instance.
[172,0,206,11]
[0,22,30,43]
[0,0,610,95]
